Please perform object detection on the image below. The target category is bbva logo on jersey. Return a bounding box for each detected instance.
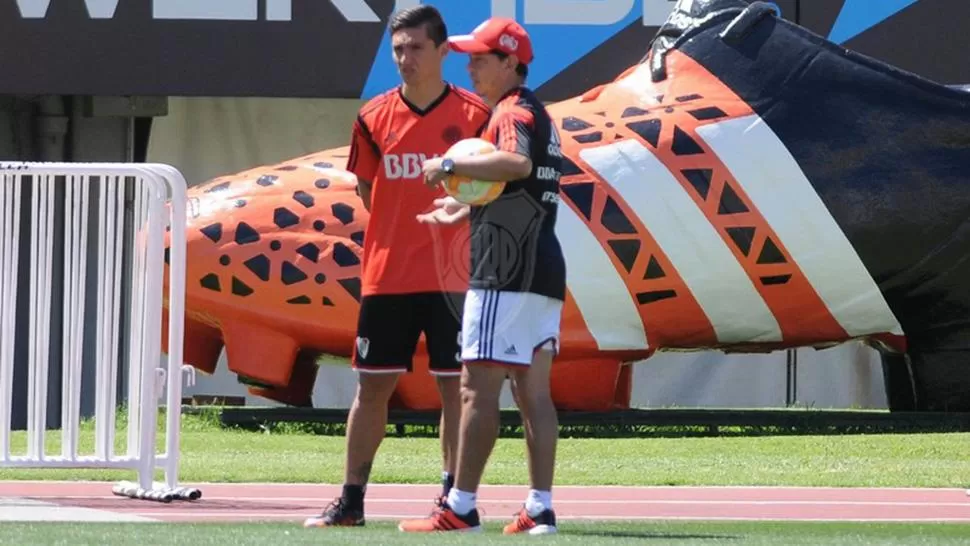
[383,152,440,180]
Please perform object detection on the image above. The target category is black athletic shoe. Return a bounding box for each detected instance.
[303,497,365,528]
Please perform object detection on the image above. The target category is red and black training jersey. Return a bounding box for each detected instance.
[348,84,490,296]
[470,86,566,301]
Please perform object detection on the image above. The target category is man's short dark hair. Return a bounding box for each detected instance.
[389,5,448,47]
[491,50,529,80]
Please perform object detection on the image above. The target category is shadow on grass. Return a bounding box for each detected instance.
[567,529,741,540]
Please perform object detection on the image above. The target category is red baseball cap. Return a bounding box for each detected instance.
[447,17,534,65]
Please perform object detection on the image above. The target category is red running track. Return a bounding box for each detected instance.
[2,481,970,523]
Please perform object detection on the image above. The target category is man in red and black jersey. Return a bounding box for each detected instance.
[399,18,566,536]
[303,5,490,529]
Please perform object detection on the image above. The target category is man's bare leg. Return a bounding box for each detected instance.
[510,348,558,518]
[435,375,461,495]
[446,363,508,514]
[510,349,557,491]
[304,371,401,528]
[343,373,401,495]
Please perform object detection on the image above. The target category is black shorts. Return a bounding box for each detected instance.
[352,291,465,375]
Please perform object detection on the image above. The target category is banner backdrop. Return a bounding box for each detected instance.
[0,1,965,101]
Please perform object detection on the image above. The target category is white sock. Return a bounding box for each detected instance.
[525,489,552,517]
[446,488,477,516]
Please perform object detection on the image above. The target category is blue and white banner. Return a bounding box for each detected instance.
[0,0,958,99]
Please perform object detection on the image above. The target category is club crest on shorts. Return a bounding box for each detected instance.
[355,336,370,359]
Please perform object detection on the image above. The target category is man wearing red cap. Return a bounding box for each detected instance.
[398,17,566,536]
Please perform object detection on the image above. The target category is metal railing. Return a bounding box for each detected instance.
[0,162,198,502]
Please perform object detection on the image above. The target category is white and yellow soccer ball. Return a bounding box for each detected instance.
[441,138,507,206]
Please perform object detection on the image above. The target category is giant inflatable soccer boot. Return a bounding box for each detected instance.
[163,0,970,411]
[160,142,631,410]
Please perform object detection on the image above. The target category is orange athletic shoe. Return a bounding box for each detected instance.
[398,501,482,533]
[503,507,558,535]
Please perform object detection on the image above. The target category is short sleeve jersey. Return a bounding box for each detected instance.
[469,86,567,301]
[348,84,491,296]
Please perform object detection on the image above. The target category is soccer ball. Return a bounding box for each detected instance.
[441,138,507,206]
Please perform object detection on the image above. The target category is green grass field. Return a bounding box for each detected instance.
[1,410,969,487]
[3,521,970,545]
[3,409,970,545]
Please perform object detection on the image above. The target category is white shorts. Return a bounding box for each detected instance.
[460,288,563,366]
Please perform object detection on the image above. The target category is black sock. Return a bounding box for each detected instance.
[342,484,365,510]
[442,472,455,497]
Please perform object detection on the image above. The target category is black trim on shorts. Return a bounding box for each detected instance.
[533,336,558,354]
[477,290,501,361]
[463,358,530,368]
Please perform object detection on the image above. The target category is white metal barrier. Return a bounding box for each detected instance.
[0,162,199,503]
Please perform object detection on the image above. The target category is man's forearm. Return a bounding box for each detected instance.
[358,181,372,211]
[452,151,531,183]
